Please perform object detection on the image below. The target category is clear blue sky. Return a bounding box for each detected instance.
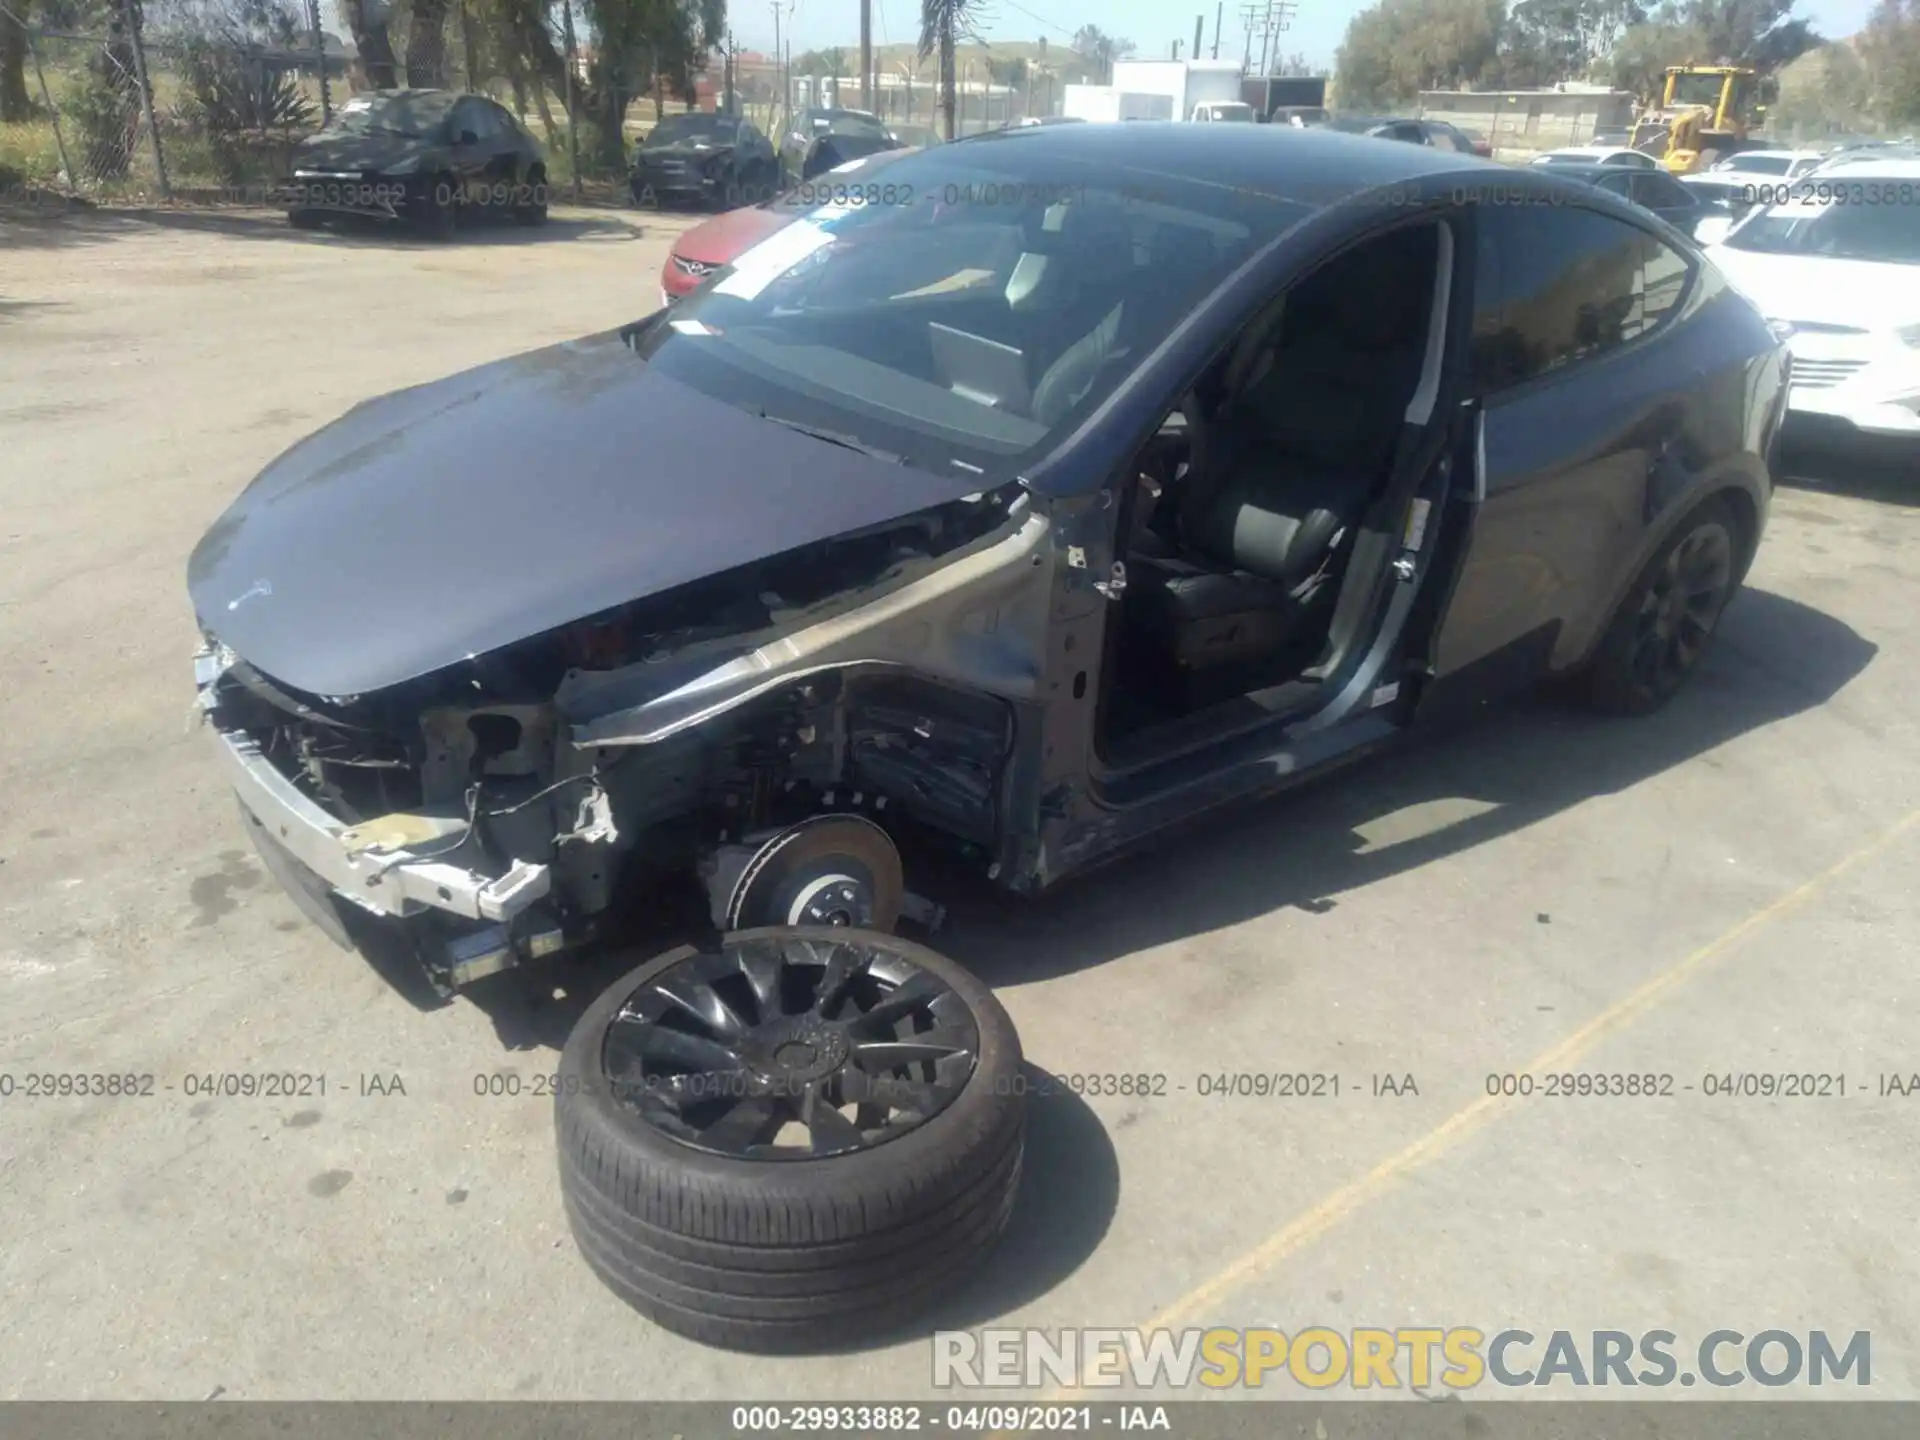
[745,0,1874,68]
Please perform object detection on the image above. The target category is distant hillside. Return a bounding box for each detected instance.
[1771,37,1874,137]
[790,38,1110,84]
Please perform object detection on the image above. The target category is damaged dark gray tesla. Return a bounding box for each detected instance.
[189,125,1787,1348]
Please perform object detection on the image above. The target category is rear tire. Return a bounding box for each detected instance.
[286,207,322,230]
[514,169,548,225]
[554,927,1025,1351]
[1572,497,1742,717]
[412,174,458,240]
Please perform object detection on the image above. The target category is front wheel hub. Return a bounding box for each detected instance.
[717,814,904,933]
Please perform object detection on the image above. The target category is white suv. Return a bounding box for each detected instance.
[1705,157,1920,445]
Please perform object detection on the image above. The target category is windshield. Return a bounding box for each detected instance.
[1209,104,1255,121]
[326,93,456,139]
[1536,153,1590,165]
[646,114,736,148]
[1721,154,1791,175]
[1321,115,1388,133]
[632,145,1303,480]
[1725,193,1920,264]
[806,110,888,136]
[1670,73,1728,108]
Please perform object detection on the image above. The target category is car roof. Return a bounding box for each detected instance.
[1318,113,1415,128]
[1723,149,1823,161]
[967,120,1495,203]
[1531,162,1639,181]
[1807,155,1920,179]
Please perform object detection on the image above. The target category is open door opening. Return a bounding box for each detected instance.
[1096,217,1457,768]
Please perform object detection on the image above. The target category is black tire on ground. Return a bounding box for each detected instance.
[286,208,322,230]
[1571,495,1743,717]
[412,174,458,239]
[514,169,548,225]
[554,926,1025,1352]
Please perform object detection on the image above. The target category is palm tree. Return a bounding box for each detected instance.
[919,0,984,139]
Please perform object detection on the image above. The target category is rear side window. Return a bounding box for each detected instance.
[1470,205,1681,391]
[1639,236,1691,330]
[456,100,499,141]
[1632,173,1696,210]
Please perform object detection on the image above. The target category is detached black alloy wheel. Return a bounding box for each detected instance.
[1576,496,1741,716]
[554,926,1024,1351]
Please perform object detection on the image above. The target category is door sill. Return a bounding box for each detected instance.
[1096,677,1327,779]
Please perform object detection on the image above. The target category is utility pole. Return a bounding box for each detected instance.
[1237,1,1261,71]
[560,0,580,199]
[1193,15,1203,61]
[770,0,782,121]
[1212,1,1222,57]
[1172,40,1182,59]
[860,0,872,110]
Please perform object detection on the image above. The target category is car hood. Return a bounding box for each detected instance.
[1706,246,1920,332]
[293,132,442,173]
[188,331,988,697]
[675,204,796,265]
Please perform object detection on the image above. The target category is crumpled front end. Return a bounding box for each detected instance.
[193,480,1049,990]
[193,642,611,988]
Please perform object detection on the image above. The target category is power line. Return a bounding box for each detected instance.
[993,0,1079,42]
[1238,0,1298,76]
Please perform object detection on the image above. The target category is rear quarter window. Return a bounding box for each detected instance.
[1470,205,1684,392]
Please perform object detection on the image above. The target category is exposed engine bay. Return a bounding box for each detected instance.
[198,483,1046,994]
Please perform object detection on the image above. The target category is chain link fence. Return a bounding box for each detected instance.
[0,0,1052,211]
[0,0,657,205]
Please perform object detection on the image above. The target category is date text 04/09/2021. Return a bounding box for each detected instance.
[729,1404,1172,1432]
[0,1072,404,1099]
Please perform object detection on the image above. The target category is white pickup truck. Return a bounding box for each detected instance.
[1190,101,1256,123]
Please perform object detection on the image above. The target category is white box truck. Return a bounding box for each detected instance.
[1061,85,1175,122]
[1111,59,1248,121]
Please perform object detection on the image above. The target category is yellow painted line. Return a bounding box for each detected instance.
[1004,804,1920,1413]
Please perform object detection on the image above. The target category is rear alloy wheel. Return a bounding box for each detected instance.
[555,927,1024,1350]
[1575,498,1740,716]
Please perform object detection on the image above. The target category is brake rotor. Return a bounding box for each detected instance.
[723,815,904,933]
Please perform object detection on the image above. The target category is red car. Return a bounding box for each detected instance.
[657,147,918,307]
[659,201,795,307]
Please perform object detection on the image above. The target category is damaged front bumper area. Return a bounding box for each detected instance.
[210,720,553,925]
[193,644,581,987]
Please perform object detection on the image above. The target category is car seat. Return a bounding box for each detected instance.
[1124,225,1438,674]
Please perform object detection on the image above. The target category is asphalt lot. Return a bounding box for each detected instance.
[2,202,1917,1402]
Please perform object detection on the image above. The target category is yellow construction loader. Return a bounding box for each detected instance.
[1628,65,1759,174]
